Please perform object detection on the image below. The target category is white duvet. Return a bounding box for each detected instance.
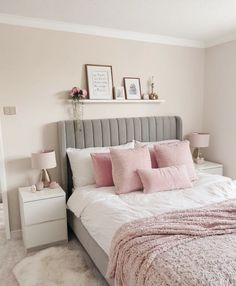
[67,173,236,255]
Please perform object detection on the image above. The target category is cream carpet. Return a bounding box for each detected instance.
[0,228,107,286]
[0,203,107,285]
[0,230,25,286]
[0,203,4,231]
[13,239,108,286]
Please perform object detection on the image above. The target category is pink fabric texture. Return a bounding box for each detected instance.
[91,153,114,187]
[137,165,192,193]
[107,199,236,286]
[134,140,180,169]
[154,140,197,180]
[110,146,152,194]
[149,149,158,168]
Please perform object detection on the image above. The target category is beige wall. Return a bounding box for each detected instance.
[204,40,236,178]
[0,24,205,231]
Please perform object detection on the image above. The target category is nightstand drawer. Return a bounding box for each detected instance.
[194,161,223,176]
[201,168,223,176]
[24,196,65,225]
[24,219,67,249]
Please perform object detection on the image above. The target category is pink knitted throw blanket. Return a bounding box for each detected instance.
[107,199,236,286]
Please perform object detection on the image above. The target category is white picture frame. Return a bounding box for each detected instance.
[86,64,114,100]
[114,86,125,100]
[123,77,142,100]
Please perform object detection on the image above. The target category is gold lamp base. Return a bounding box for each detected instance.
[39,169,51,188]
[192,147,205,164]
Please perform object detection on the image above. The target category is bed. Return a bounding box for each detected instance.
[57,116,236,286]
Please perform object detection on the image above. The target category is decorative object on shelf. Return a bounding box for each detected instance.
[69,87,87,101]
[114,86,125,100]
[149,76,158,100]
[31,150,57,188]
[188,133,210,164]
[86,64,114,100]
[123,77,141,100]
[69,86,87,130]
[142,94,149,100]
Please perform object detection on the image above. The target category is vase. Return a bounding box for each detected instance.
[72,100,83,131]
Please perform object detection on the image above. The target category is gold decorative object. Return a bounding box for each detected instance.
[188,133,210,164]
[31,150,57,189]
[149,76,158,100]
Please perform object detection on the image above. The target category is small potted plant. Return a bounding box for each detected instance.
[69,87,87,101]
[69,87,87,128]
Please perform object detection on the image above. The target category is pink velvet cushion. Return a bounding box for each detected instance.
[91,153,114,187]
[149,149,158,168]
[138,165,193,193]
[154,140,197,180]
[110,146,152,194]
[134,140,180,169]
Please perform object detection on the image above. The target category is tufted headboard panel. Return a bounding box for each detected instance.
[57,116,182,199]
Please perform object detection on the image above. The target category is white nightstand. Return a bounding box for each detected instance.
[194,161,223,175]
[18,186,68,251]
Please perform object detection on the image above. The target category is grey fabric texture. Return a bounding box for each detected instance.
[68,212,113,285]
[57,116,182,200]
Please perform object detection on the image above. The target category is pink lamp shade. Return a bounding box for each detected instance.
[31,150,57,170]
[188,133,210,148]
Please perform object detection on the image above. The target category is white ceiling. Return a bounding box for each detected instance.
[1,0,236,47]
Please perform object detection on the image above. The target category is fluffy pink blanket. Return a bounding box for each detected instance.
[107,199,236,286]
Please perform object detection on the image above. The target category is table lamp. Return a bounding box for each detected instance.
[188,133,210,164]
[31,150,56,188]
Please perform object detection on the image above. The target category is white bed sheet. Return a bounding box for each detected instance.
[67,173,236,255]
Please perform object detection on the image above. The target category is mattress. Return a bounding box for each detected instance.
[67,172,236,255]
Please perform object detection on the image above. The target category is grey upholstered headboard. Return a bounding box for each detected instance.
[57,116,182,200]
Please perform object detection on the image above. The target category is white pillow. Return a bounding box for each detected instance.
[134,139,180,148]
[67,141,134,188]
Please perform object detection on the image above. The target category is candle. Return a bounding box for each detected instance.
[151,76,155,84]
[31,185,37,193]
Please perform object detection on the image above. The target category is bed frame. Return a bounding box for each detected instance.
[57,116,182,285]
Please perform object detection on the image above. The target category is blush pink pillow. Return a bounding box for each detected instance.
[154,140,197,180]
[138,165,193,193]
[134,140,180,169]
[91,153,114,187]
[110,146,152,194]
[149,149,158,168]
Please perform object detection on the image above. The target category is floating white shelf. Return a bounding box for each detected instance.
[77,99,165,104]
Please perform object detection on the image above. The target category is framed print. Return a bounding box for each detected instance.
[86,64,114,100]
[123,77,141,100]
[114,86,125,100]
